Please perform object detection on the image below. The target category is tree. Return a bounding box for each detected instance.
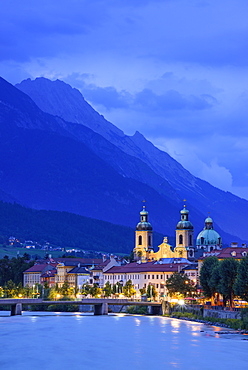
[200,256,219,302]
[218,258,239,307]
[123,280,136,298]
[146,284,158,300]
[234,256,248,302]
[61,281,71,298]
[4,280,17,298]
[81,284,91,296]
[166,272,195,298]
[209,264,222,305]
[90,283,102,297]
[103,281,112,297]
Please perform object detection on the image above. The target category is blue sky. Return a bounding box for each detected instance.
[1,0,248,199]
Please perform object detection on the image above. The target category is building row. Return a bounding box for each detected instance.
[23,204,248,298]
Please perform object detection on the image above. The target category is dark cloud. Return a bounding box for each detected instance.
[134,89,216,112]
[1,0,248,68]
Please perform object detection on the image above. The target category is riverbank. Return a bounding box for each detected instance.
[169,311,248,334]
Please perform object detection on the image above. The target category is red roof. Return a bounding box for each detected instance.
[199,247,248,260]
[41,269,57,278]
[106,261,190,274]
[24,263,57,273]
[91,260,110,271]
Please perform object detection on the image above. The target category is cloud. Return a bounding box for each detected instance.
[134,89,216,112]
[65,73,217,113]
[1,0,248,199]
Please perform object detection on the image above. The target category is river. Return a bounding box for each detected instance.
[0,312,247,369]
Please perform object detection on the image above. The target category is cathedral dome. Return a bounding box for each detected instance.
[196,216,222,246]
[196,229,221,246]
[176,206,193,229]
[176,220,194,230]
[136,205,153,231]
[136,221,153,231]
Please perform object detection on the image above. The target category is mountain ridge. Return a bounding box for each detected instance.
[16,77,248,241]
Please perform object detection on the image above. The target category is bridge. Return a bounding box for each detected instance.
[0,298,168,316]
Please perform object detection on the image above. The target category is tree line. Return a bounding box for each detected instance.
[200,256,248,307]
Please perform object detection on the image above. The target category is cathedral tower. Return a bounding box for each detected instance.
[175,204,194,259]
[133,205,153,260]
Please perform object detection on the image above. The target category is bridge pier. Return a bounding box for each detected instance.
[147,305,161,315]
[94,303,108,315]
[10,303,22,316]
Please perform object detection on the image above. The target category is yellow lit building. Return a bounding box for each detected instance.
[133,204,195,262]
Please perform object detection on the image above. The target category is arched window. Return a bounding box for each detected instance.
[189,235,192,246]
[201,237,204,245]
[138,235,142,245]
[179,234,183,245]
[148,235,151,246]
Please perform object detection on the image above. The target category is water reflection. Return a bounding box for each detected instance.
[0,314,247,370]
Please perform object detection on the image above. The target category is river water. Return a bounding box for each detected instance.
[0,312,247,370]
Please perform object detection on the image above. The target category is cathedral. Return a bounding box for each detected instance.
[133,203,222,262]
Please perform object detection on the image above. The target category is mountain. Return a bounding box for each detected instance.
[0,200,163,253]
[0,77,192,237]
[16,77,248,242]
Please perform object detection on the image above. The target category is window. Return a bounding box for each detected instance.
[148,235,151,246]
[138,235,142,245]
[144,284,146,288]
[144,275,146,279]
[242,251,247,257]
[161,275,163,279]
[156,275,159,279]
[179,234,183,245]
[152,275,154,279]
[156,284,159,288]
[148,275,150,279]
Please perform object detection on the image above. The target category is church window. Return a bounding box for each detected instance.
[138,235,142,245]
[201,237,204,245]
[148,235,151,246]
[179,234,183,244]
[189,235,192,246]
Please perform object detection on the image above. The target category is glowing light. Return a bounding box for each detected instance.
[178,299,184,305]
